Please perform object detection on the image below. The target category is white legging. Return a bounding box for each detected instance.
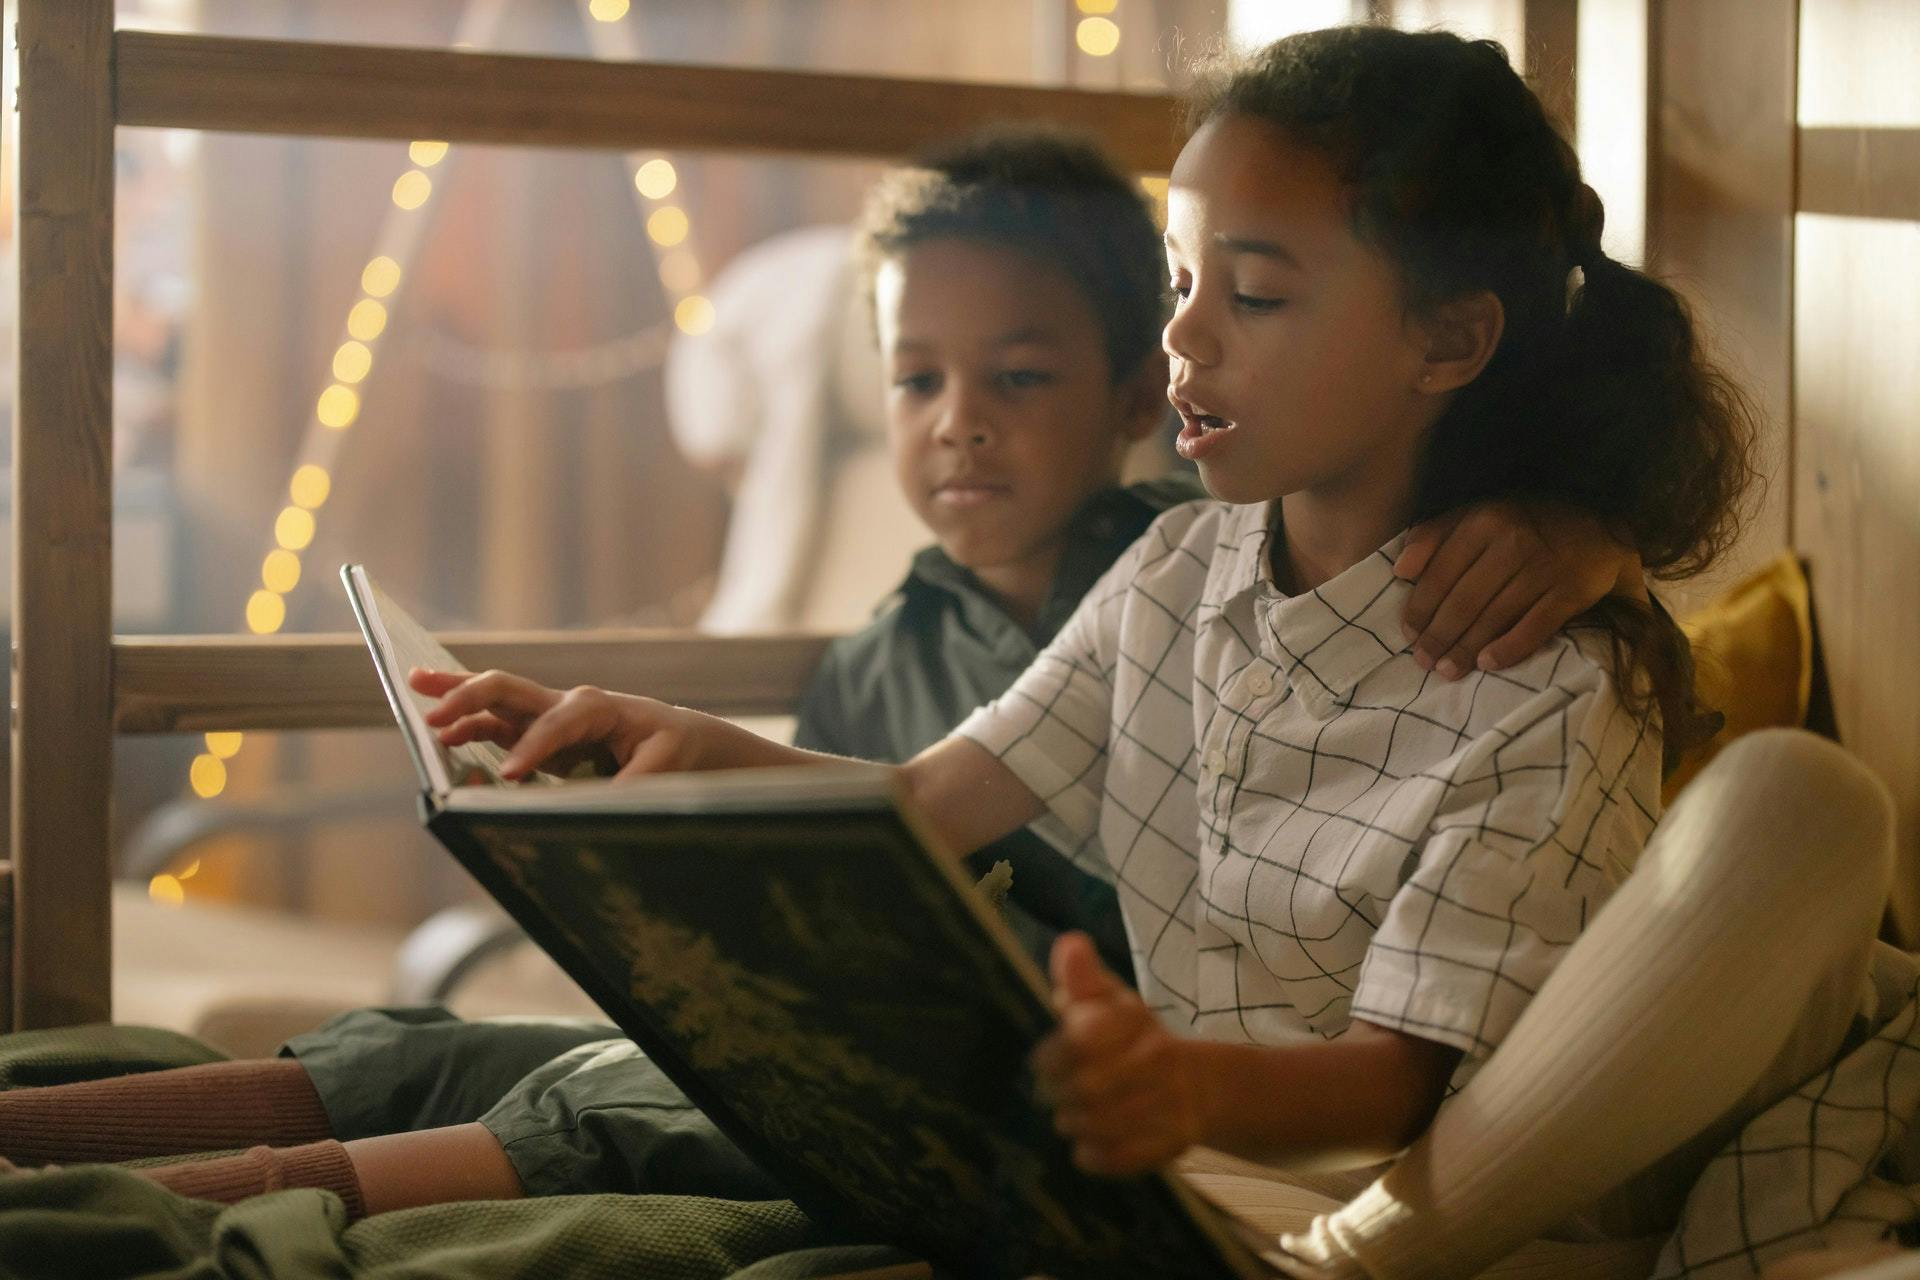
[1263,729,1898,1279]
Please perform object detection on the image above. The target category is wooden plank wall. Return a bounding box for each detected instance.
[1792,2,1920,940]
[1647,1,1796,606]
[11,0,116,1029]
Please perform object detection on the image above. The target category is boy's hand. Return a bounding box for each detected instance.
[1031,932,1205,1177]
[1396,501,1644,679]
[407,668,764,781]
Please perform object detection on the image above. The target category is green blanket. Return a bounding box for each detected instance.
[0,1026,922,1280]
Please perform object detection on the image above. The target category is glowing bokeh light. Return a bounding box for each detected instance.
[290,465,332,510]
[275,506,316,551]
[1076,16,1120,56]
[392,170,432,210]
[674,295,717,335]
[333,340,373,384]
[658,249,702,295]
[647,206,690,247]
[262,548,302,594]
[189,753,228,798]
[362,257,402,298]
[635,158,678,200]
[317,384,360,430]
[246,590,287,635]
[347,299,388,342]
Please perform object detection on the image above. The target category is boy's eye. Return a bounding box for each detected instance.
[893,372,941,395]
[1234,293,1287,314]
[996,369,1055,391]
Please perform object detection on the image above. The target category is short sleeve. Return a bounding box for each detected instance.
[955,553,1138,845]
[1350,670,1660,1061]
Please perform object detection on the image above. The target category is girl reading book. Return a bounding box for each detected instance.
[408,25,1894,1278]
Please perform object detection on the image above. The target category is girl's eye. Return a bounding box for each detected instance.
[893,372,940,395]
[1234,293,1287,314]
[1168,277,1191,300]
[997,369,1055,390]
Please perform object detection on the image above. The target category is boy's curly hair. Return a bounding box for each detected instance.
[855,126,1166,381]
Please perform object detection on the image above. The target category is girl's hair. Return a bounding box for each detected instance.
[855,126,1166,381]
[1190,25,1760,754]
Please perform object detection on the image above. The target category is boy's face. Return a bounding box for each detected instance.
[1162,113,1436,508]
[875,239,1156,581]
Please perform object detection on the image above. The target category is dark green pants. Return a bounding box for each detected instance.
[283,1007,783,1200]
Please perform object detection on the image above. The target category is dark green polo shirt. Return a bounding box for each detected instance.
[792,473,1207,979]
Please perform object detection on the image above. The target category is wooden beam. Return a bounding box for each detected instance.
[112,633,837,734]
[113,31,1185,171]
[1646,0,1797,607]
[1798,127,1920,223]
[0,862,13,1036]
[12,0,115,1029]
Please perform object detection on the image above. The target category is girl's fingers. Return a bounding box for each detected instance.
[436,711,523,749]
[498,701,614,780]
[408,667,468,697]
[1478,591,1583,671]
[1060,994,1149,1064]
[1049,931,1123,1005]
[613,728,687,780]
[422,670,560,728]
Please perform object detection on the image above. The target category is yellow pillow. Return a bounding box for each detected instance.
[1663,551,1814,805]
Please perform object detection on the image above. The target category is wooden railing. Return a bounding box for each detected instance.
[8,2,1183,1032]
[111,633,836,734]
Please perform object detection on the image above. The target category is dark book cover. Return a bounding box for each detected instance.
[346,564,1271,1279]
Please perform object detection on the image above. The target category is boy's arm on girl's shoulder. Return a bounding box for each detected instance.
[1396,500,1645,680]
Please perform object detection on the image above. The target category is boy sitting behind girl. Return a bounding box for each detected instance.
[0,127,1643,1216]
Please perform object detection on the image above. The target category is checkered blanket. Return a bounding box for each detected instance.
[1656,943,1920,1277]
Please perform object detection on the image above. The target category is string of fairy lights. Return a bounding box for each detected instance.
[155,0,1139,905]
[152,0,714,906]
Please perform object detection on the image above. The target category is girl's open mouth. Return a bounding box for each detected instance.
[1175,410,1236,460]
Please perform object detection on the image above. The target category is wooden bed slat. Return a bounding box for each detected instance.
[1798,127,1920,223]
[112,634,836,734]
[113,31,1185,170]
[11,0,116,1030]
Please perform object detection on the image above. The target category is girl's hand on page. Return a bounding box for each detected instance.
[1030,932,1205,1177]
[407,667,732,782]
[1395,501,1644,679]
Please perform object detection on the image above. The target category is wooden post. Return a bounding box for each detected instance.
[1646,0,1798,606]
[12,0,115,1028]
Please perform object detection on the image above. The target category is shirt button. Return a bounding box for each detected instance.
[1246,670,1274,697]
[1201,748,1227,777]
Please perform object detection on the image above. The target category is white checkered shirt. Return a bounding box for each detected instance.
[958,499,1663,1067]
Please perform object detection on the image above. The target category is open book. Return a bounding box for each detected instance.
[344,564,1299,1279]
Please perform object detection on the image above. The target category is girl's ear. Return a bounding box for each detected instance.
[1115,349,1172,441]
[1416,291,1504,394]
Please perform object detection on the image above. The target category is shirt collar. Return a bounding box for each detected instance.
[1205,502,1416,719]
[902,482,1182,646]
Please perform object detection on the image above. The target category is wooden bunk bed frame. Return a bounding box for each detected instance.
[3,0,1190,1033]
[9,0,1919,1037]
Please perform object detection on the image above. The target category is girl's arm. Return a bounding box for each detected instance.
[407,668,1044,863]
[1033,934,1460,1176]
